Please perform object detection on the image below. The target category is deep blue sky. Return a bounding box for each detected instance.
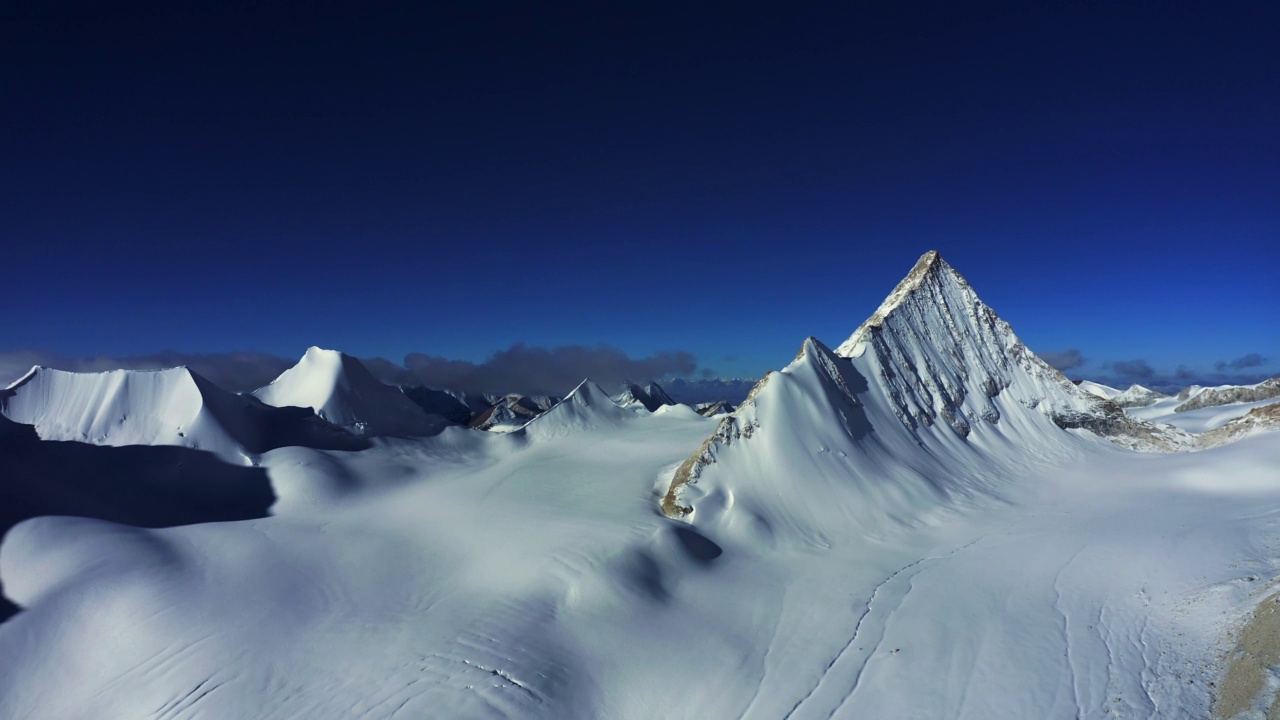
[3,1,1277,388]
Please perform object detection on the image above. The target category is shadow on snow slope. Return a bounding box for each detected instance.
[0,415,275,622]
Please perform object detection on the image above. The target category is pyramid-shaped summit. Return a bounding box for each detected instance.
[660,251,1189,531]
[833,250,1104,436]
[253,347,438,437]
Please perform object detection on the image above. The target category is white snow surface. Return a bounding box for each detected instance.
[3,401,1279,719]
[253,347,440,437]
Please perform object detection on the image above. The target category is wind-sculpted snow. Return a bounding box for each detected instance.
[1,365,365,460]
[253,347,444,437]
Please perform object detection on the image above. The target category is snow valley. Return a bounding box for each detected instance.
[2,252,1279,719]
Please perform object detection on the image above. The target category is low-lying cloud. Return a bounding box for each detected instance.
[1109,359,1155,380]
[388,344,699,396]
[1216,353,1269,372]
[0,344,701,397]
[1081,356,1277,395]
[1040,348,1085,371]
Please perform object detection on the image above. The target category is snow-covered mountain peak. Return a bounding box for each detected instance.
[661,252,1192,526]
[254,348,438,437]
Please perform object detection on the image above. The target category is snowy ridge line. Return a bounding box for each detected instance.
[1174,377,1280,413]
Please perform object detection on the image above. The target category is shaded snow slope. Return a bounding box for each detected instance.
[253,347,442,437]
[1,366,363,460]
[401,386,474,425]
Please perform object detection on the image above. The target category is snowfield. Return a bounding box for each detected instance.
[1,251,1278,719]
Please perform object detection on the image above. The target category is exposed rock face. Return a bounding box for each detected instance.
[1198,402,1280,448]
[467,393,564,431]
[613,382,675,412]
[1112,384,1168,409]
[1175,377,1280,413]
[693,400,735,417]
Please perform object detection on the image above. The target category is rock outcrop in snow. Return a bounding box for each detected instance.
[1112,384,1168,408]
[1174,377,1280,413]
[613,382,675,412]
[693,400,735,417]
[661,250,1192,530]
[1,365,364,459]
[253,347,441,437]
[1197,401,1280,448]
[468,394,562,432]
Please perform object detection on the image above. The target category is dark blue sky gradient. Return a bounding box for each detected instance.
[3,2,1277,384]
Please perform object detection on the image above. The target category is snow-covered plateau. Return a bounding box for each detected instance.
[2,251,1278,719]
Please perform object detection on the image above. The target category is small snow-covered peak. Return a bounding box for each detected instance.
[254,348,436,437]
[563,379,613,407]
[522,378,636,439]
[1112,384,1168,409]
